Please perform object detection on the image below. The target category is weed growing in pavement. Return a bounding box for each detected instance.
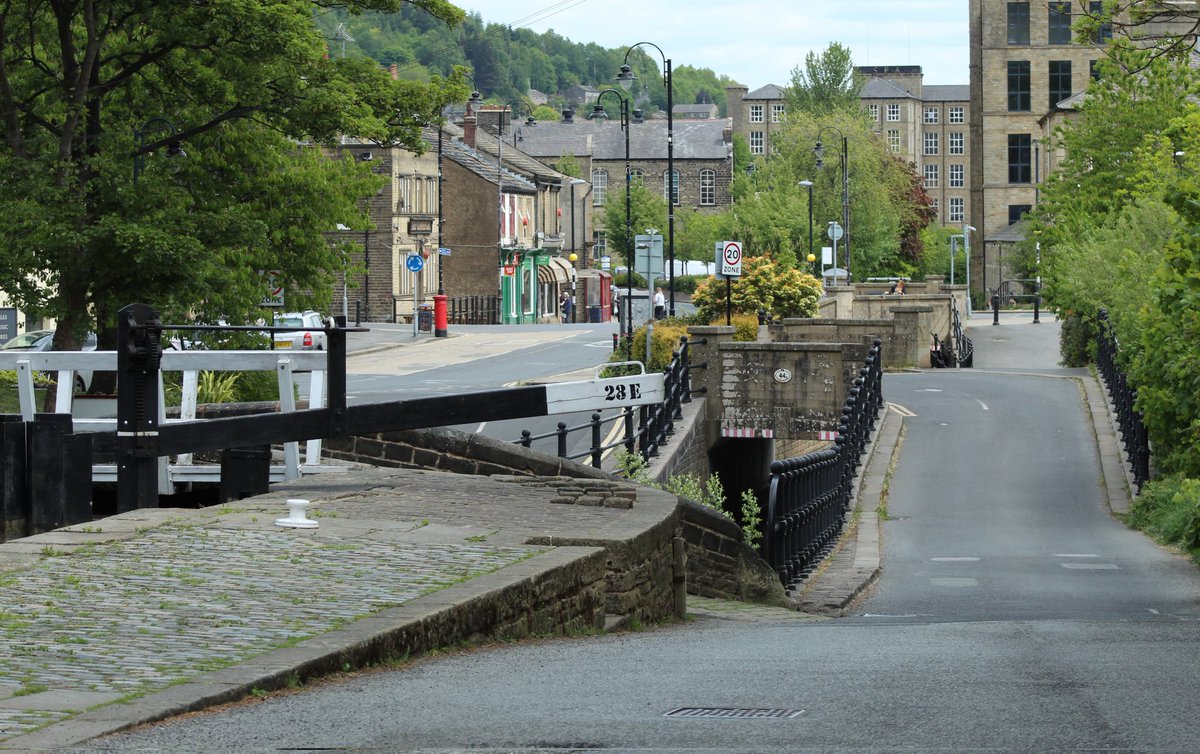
[14,683,48,697]
[250,687,269,699]
[39,546,68,557]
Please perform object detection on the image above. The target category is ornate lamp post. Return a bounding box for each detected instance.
[814,126,850,281]
[617,42,674,316]
[588,89,632,339]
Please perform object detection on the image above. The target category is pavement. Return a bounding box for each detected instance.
[0,311,1137,750]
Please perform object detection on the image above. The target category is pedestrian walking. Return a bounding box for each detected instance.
[653,287,666,320]
[560,292,573,323]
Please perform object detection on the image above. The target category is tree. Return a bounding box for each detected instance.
[0,0,469,360]
[600,179,668,270]
[1074,1,1200,71]
[690,255,821,321]
[785,42,863,116]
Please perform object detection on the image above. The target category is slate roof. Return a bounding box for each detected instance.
[745,84,787,100]
[514,118,732,162]
[429,127,538,195]
[860,78,918,100]
[924,85,970,102]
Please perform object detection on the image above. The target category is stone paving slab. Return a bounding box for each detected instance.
[0,467,673,748]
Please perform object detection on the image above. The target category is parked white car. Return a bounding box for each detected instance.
[272,311,326,351]
[0,330,97,392]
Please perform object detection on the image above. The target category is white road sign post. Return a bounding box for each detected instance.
[714,240,743,326]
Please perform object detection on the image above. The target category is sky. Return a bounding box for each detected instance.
[458,0,971,87]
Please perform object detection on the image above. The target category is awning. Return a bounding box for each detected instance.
[538,257,572,284]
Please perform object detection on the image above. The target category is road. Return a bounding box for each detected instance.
[84,318,1200,752]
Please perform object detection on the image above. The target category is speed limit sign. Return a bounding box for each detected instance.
[717,240,743,278]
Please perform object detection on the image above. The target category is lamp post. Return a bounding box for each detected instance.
[132,117,185,184]
[814,126,850,282]
[798,180,815,277]
[588,89,632,339]
[963,224,976,316]
[617,42,675,317]
[496,98,537,323]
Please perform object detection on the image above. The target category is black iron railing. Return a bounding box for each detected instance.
[1096,309,1151,490]
[763,339,884,589]
[448,296,499,325]
[951,296,974,367]
[513,336,700,468]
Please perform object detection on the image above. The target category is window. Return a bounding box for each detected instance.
[1090,59,1100,80]
[924,132,939,156]
[949,197,965,223]
[887,104,900,122]
[949,132,965,155]
[887,129,901,153]
[1009,204,1032,225]
[397,176,411,211]
[949,106,965,124]
[1049,60,1072,108]
[592,230,606,258]
[700,169,716,206]
[629,169,644,185]
[1008,60,1031,111]
[592,169,607,206]
[868,104,879,120]
[772,104,786,123]
[949,164,965,188]
[1090,1,1112,43]
[663,170,679,205]
[749,130,764,155]
[931,197,940,214]
[749,104,764,123]
[923,164,939,188]
[924,107,939,124]
[1008,134,1032,183]
[1008,2,1030,45]
[1049,2,1072,44]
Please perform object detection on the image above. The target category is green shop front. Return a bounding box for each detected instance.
[499,248,573,324]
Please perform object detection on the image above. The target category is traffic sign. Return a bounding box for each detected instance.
[260,269,285,308]
[437,247,452,256]
[405,254,424,273]
[827,222,843,241]
[717,240,743,278]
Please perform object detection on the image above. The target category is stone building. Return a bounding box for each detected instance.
[725,84,788,159]
[513,109,734,266]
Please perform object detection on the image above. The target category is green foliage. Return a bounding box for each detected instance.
[727,314,761,342]
[690,256,821,322]
[197,372,239,405]
[629,323,689,373]
[1057,312,1094,368]
[0,1,468,347]
[601,180,669,270]
[615,454,760,545]
[740,490,763,547]
[1126,475,1200,560]
[785,43,864,116]
[670,275,703,294]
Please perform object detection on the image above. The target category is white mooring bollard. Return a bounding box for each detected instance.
[275,498,318,529]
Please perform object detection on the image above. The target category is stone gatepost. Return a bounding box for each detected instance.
[686,326,737,446]
[890,306,934,368]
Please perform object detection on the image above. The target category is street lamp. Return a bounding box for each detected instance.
[132,117,185,184]
[617,42,675,317]
[588,89,633,339]
[497,98,537,322]
[814,126,850,281]
[434,82,483,336]
[798,180,815,277]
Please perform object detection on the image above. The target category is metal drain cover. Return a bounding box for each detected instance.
[664,707,805,719]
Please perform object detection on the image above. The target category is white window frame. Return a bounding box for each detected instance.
[592,169,608,206]
[772,104,785,123]
[749,130,765,155]
[949,164,965,188]
[949,106,965,124]
[749,104,764,123]
[700,169,716,206]
[887,129,901,153]
[949,196,965,223]
[868,104,879,120]
[923,164,939,188]
[949,132,965,155]
[924,132,939,156]
[663,170,679,205]
[887,104,900,122]
[924,106,939,124]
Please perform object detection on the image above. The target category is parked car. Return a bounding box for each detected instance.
[272,311,326,351]
[0,330,97,392]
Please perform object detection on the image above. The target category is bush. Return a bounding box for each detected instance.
[670,275,702,294]
[607,321,688,373]
[1127,475,1200,560]
[690,255,820,322]
[1058,311,1094,368]
[611,272,647,289]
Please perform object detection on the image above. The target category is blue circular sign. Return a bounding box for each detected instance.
[406,254,424,273]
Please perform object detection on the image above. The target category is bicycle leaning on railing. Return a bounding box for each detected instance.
[762,339,884,589]
[1095,309,1151,490]
[513,335,702,469]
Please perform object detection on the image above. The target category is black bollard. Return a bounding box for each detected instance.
[992,293,1000,326]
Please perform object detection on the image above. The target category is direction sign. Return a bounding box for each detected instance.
[405,254,424,273]
[718,240,743,278]
[437,247,452,256]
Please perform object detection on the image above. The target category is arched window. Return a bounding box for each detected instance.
[629,169,644,186]
[663,170,679,205]
[700,169,716,206]
[592,169,608,206]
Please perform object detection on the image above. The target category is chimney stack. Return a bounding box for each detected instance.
[464,113,477,148]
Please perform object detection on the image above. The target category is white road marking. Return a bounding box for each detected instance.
[1061,563,1119,570]
[475,422,487,434]
[1055,553,1099,558]
[1148,609,1160,615]
[975,399,989,411]
[587,340,616,348]
[930,577,978,587]
[916,388,943,392]
[861,613,934,619]
[931,557,981,562]
[889,403,917,417]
